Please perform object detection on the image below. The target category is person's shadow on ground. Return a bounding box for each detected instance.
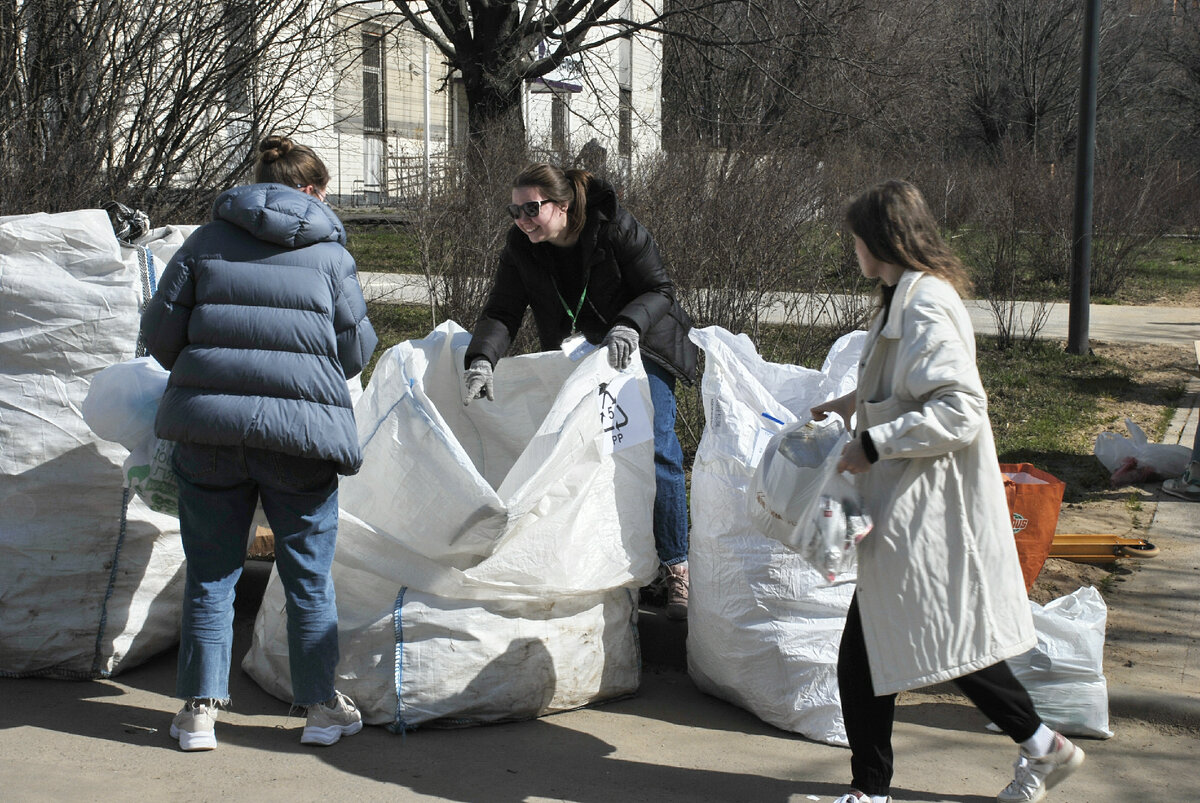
[0,562,994,803]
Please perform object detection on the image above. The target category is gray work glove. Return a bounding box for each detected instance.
[463,358,494,405]
[602,324,639,370]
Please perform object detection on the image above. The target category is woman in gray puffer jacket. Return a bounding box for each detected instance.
[141,136,376,752]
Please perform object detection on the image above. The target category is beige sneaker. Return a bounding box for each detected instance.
[301,691,363,746]
[996,732,1085,802]
[1162,462,1200,501]
[169,698,219,751]
[664,561,689,621]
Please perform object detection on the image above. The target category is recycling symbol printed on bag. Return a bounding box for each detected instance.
[596,375,651,455]
[599,382,630,446]
[599,383,629,430]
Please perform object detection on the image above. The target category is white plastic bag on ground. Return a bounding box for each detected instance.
[992,585,1113,739]
[243,321,658,727]
[687,326,866,746]
[0,210,195,678]
[1094,417,1191,484]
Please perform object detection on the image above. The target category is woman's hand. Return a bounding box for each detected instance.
[602,324,639,370]
[837,436,873,474]
[811,390,857,430]
[463,358,495,405]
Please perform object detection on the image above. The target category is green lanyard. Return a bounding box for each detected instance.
[548,240,591,334]
[556,285,588,334]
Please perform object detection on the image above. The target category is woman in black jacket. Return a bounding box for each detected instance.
[464,163,698,619]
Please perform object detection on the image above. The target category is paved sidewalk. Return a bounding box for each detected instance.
[2,281,1197,801]
[358,272,1200,346]
[1104,375,1200,730]
[2,388,1199,802]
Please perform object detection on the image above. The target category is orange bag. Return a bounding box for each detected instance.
[999,463,1065,591]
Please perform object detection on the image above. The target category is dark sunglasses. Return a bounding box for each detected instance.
[506,199,555,220]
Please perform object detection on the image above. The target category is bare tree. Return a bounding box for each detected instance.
[405,124,533,336]
[663,0,851,148]
[0,1,346,222]
[1144,1,1200,222]
[374,0,625,141]
[945,0,1151,159]
[662,0,941,151]
[378,0,888,146]
[1157,1,1200,143]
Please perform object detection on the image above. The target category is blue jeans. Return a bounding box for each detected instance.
[646,359,689,565]
[173,443,341,706]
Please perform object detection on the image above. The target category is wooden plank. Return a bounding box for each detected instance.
[248,526,275,560]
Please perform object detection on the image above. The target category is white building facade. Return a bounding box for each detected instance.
[305,1,663,206]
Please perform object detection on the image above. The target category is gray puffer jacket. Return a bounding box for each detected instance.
[141,183,377,475]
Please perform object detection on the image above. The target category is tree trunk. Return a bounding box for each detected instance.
[463,71,525,145]
[454,68,528,190]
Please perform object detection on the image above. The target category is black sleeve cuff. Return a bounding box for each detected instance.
[860,431,879,464]
[613,316,641,334]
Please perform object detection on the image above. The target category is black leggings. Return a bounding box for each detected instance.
[837,594,1042,796]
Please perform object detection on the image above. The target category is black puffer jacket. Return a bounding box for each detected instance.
[466,178,698,383]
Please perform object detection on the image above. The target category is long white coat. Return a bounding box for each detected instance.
[853,269,1036,696]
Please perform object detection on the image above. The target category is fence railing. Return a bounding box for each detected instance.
[347,145,626,208]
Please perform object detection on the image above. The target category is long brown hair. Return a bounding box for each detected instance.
[513,163,592,240]
[845,179,971,296]
[253,135,330,191]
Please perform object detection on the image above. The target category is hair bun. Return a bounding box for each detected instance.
[258,135,293,163]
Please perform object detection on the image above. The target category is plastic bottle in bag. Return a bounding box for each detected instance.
[809,492,873,582]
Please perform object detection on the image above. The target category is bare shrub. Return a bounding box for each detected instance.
[953,146,1071,348]
[624,145,874,456]
[0,1,344,222]
[625,148,858,353]
[1088,158,1181,298]
[396,129,537,347]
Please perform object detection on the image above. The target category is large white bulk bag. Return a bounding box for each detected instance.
[0,211,195,678]
[244,322,658,727]
[993,586,1113,739]
[686,326,865,746]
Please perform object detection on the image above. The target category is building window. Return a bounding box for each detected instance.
[223,2,254,113]
[363,33,384,133]
[364,136,385,199]
[551,93,568,155]
[618,88,632,156]
[361,32,386,198]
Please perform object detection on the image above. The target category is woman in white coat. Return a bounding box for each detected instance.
[812,180,1086,803]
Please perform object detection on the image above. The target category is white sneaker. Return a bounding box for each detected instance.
[169,698,219,751]
[1162,462,1200,501]
[301,690,363,746]
[997,732,1085,802]
[833,792,890,803]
